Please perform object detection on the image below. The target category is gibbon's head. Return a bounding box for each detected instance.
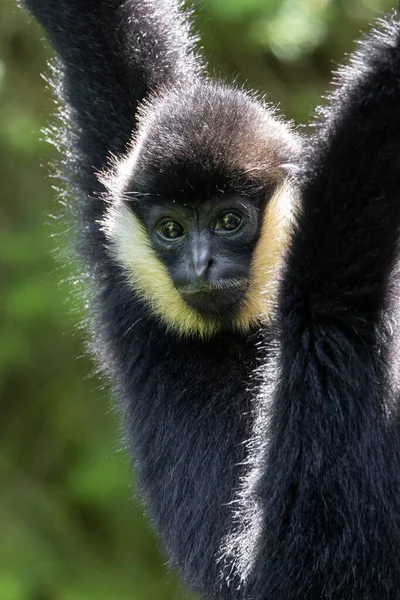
[102,82,299,338]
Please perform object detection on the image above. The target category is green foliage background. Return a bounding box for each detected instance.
[0,0,394,598]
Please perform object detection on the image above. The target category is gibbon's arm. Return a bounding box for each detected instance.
[227,11,400,600]
[285,11,400,336]
[20,0,201,197]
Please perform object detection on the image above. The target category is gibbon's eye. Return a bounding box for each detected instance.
[215,212,242,232]
[159,220,184,240]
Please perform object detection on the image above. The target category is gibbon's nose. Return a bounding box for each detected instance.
[191,240,212,281]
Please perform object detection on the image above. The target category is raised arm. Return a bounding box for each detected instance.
[226,11,400,600]
[285,11,400,335]
[20,0,202,196]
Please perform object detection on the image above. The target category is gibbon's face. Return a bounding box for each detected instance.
[103,180,293,337]
[145,194,262,318]
[102,84,299,336]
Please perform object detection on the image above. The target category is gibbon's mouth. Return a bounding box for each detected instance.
[179,279,248,316]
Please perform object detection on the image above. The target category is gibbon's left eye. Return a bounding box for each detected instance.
[159,220,185,240]
[215,212,242,232]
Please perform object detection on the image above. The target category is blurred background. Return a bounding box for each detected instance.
[0,0,395,598]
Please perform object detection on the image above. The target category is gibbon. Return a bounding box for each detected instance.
[19,0,400,597]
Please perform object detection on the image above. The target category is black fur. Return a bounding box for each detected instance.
[20,1,269,596]
[19,1,400,598]
[225,13,400,600]
[22,0,202,265]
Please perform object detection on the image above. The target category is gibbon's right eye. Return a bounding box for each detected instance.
[159,220,185,240]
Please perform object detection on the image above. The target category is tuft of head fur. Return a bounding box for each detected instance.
[101,82,299,338]
[127,81,298,195]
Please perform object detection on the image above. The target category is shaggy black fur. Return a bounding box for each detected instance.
[19,0,400,598]
[20,0,202,261]
[225,13,400,600]
[20,1,268,597]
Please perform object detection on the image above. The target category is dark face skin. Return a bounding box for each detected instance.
[143,194,263,318]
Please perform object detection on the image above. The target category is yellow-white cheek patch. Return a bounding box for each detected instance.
[239,181,295,331]
[101,184,295,338]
